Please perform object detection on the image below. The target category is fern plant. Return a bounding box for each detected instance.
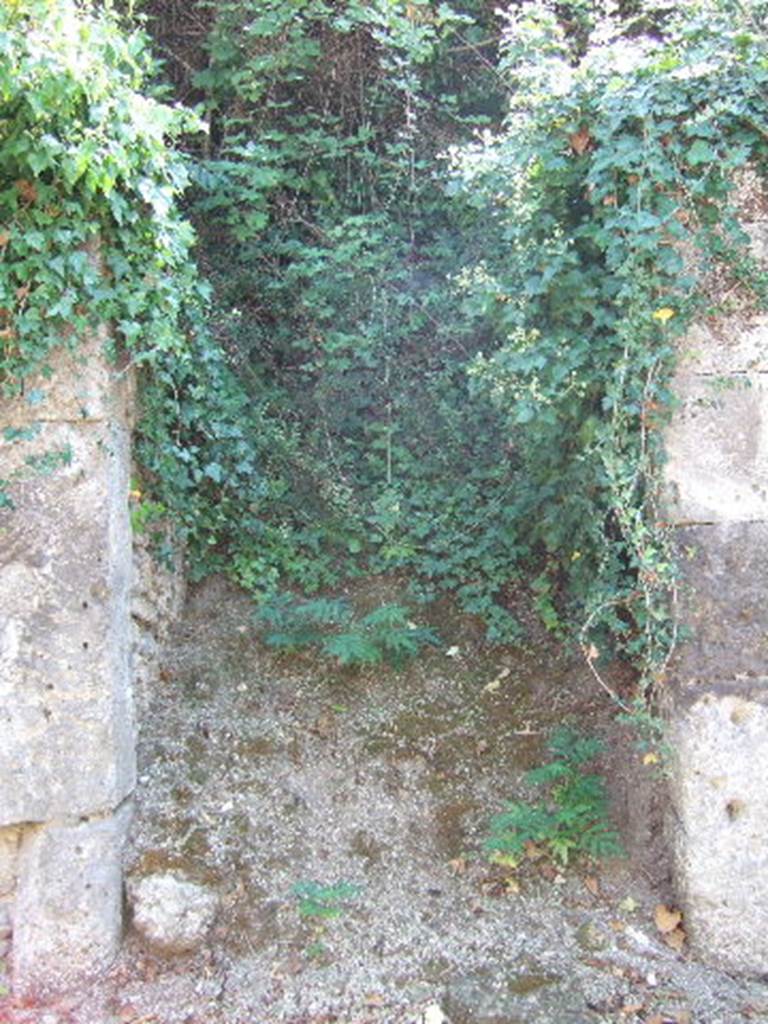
[292,880,362,919]
[486,728,623,867]
[255,596,439,667]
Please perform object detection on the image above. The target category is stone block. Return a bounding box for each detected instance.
[663,366,768,523]
[675,319,768,377]
[2,332,134,427]
[668,694,768,974]
[668,522,768,686]
[12,803,132,998]
[0,394,135,824]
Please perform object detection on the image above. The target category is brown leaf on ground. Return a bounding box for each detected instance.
[654,904,682,934]
[663,926,687,952]
[524,840,544,860]
[619,1001,644,1015]
[584,875,600,896]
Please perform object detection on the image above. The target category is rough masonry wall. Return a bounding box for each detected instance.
[663,219,768,974]
[0,335,135,996]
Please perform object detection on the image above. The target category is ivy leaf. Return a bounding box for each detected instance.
[686,139,716,165]
[204,461,224,483]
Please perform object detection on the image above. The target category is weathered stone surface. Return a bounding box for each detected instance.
[1,332,134,428]
[0,342,135,825]
[667,522,768,686]
[12,803,132,997]
[128,872,219,955]
[663,200,768,975]
[668,694,768,974]
[131,523,186,723]
[663,321,768,523]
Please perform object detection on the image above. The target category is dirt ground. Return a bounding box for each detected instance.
[4,576,768,1024]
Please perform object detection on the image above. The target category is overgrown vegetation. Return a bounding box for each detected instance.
[486,727,623,866]
[4,0,768,685]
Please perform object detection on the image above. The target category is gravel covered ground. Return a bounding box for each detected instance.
[4,576,768,1024]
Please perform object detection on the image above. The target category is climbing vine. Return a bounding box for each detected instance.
[452,0,768,681]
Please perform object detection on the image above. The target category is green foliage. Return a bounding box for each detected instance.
[486,728,623,867]
[0,0,198,389]
[292,880,362,919]
[452,0,768,676]
[146,0,526,636]
[255,596,439,667]
[8,0,768,687]
[0,0,289,592]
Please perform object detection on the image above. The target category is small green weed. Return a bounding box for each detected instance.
[292,880,362,919]
[485,728,623,868]
[255,596,439,667]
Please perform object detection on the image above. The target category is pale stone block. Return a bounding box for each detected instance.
[2,332,134,427]
[663,369,768,523]
[675,319,768,377]
[0,348,134,819]
[0,390,135,823]
[668,694,768,974]
[12,803,132,998]
[668,523,768,685]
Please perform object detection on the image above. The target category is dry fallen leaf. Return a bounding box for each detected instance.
[569,126,592,155]
[584,875,600,896]
[663,926,687,952]
[448,856,467,875]
[15,179,37,204]
[610,919,626,933]
[620,1002,645,1016]
[654,903,682,934]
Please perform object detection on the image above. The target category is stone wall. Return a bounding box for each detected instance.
[0,336,138,996]
[663,218,768,973]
